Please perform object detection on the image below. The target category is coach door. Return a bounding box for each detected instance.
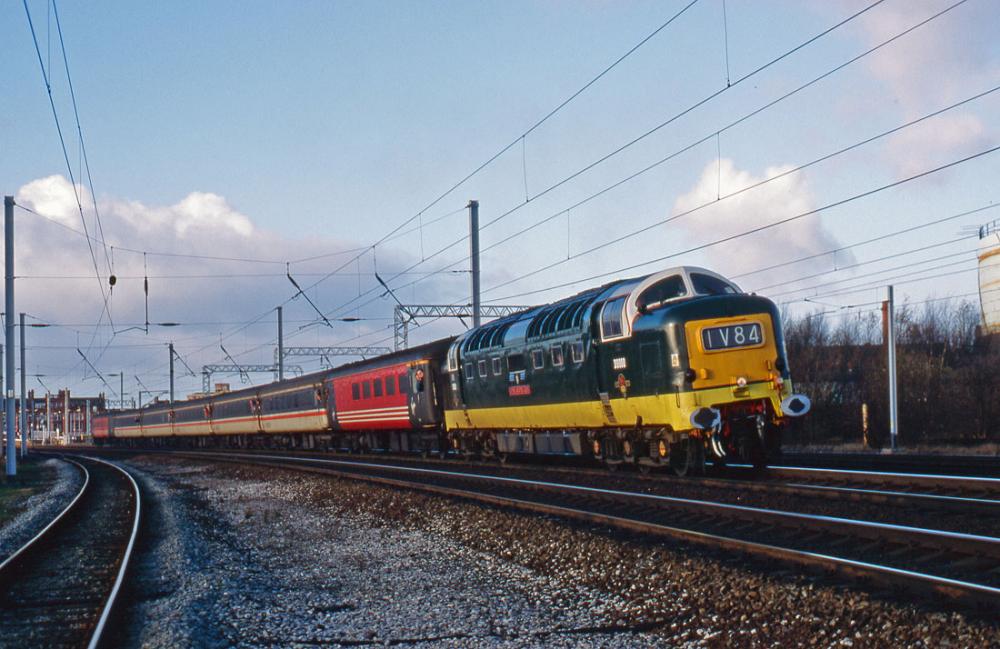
[408,362,436,426]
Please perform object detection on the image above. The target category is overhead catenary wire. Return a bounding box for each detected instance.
[485,144,1000,302]
[749,238,979,293]
[377,0,897,289]
[320,1,978,321]
[285,0,706,303]
[731,203,1000,281]
[52,0,112,278]
[22,0,114,338]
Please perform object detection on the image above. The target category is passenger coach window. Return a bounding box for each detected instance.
[691,272,738,296]
[386,376,395,396]
[373,378,383,397]
[362,381,371,399]
[600,296,627,339]
[399,373,411,394]
[351,383,360,400]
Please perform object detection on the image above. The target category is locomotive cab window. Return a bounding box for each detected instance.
[635,275,686,313]
[691,272,739,296]
[531,349,545,370]
[600,296,628,339]
[373,378,383,397]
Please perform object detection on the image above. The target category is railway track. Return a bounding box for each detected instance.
[147,449,1000,610]
[0,456,141,649]
[781,452,1000,478]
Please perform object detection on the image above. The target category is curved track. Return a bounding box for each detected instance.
[136,449,1000,610]
[0,456,141,649]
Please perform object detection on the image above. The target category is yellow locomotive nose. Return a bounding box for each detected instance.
[684,313,776,392]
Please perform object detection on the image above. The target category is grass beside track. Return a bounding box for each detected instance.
[0,458,54,528]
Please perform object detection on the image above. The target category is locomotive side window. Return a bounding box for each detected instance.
[447,347,459,372]
[478,359,488,378]
[373,378,383,397]
[492,357,502,376]
[464,363,475,381]
[600,296,627,339]
[531,349,545,370]
[691,272,739,296]
[550,344,564,367]
[362,381,371,399]
[635,275,686,313]
[399,372,411,394]
[351,383,360,400]
[570,341,585,364]
[385,376,396,396]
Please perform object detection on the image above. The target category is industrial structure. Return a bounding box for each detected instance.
[980,219,1000,335]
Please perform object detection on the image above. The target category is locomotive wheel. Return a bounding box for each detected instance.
[622,438,637,464]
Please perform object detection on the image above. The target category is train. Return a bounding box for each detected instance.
[93,266,810,474]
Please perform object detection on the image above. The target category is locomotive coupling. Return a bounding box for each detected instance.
[690,407,722,431]
[781,394,811,417]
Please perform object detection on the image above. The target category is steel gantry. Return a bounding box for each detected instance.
[393,304,532,351]
[273,346,394,371]
[201,364,303,393]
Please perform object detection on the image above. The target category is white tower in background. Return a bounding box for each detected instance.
[979,219,1000,334]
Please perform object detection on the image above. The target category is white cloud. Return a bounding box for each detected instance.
[854,0,998,175]
[672,159,852,291]
[12,175,446,393]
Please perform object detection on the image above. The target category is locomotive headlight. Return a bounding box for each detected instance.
[736,376,747,388]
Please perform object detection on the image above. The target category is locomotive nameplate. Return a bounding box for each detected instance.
[700,322,764,351]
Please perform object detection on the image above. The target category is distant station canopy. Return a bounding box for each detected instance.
[980,219,1000,334]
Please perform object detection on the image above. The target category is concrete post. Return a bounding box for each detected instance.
[5,196,15,475]
[469,200,481,329]
[19,313,26,456]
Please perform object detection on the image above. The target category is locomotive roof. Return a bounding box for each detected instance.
[453,265,739,352]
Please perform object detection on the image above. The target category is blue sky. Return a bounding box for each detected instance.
[2,0,998,400]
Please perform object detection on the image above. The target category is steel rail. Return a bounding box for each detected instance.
[0,455,141,649]
[233,454,1000,559]
[168,450,1000,608]
[0,457,89,571]
[83,455,143,649]
[766,465,1000,496]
